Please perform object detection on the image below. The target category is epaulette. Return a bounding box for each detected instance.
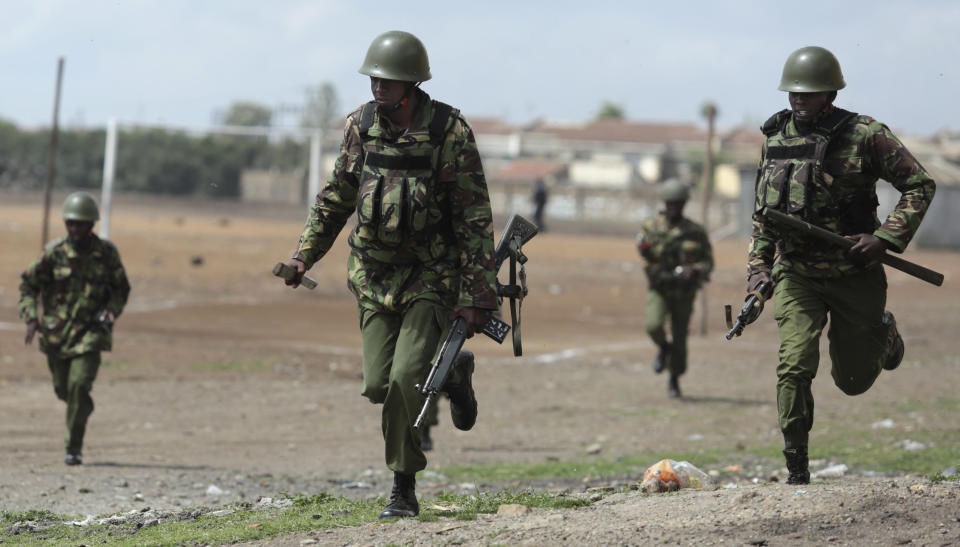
[761,109,792,136]
[812,107,858,138]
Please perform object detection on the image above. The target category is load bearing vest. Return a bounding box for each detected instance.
[354,100,456,246]
[755,107,857,218]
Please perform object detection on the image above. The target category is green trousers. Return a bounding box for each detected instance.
[645,289,697,376]
[359,300,457,474]
[47,352,101,454]
[773,265,890,449]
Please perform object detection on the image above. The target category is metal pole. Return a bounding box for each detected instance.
[100,117,118,239]
[306,129,322,207]
[698,104,717,336]
[41,57,65,249]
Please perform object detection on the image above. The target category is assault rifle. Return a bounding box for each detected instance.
[763,208,943,287]
[724,281,772,340]
[413,214,538,430]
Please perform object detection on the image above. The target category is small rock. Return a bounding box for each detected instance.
[207,509,235,517]
[300,540,318,545]
[78,487,93,494]
[894,440,926,451]
[585,443,602,455]
[589,493,603,502]
[205,485,225,496]
[133,493,145,502]
[497,504,531,517]
[909,484,927,495]
[941,466,957,477]
[190,255,205,267]
[812,464,848,479]
[341,481,371,489]
[871,418,895,429]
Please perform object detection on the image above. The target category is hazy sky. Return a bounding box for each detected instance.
[4,0,958,136]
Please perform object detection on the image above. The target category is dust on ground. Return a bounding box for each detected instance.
[1,192,958,545]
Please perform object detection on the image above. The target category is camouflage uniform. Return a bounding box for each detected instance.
[294,87,498,474]
[19,234,130,455]
[638,213,713,380]
[749,108,935,450]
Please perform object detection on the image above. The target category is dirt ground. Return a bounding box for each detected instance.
[1,191,958,545]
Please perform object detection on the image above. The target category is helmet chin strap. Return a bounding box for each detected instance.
[391,82,420,111]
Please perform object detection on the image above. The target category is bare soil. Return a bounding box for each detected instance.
[1,192,958,545]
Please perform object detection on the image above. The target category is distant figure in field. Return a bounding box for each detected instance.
[19,192,131,466]
[636,179,713,399]
[531,178,549,231]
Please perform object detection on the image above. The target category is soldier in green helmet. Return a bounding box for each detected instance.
[280,30,497,519]
[636,179,713,398]
[19,191,131,465]
[747,46,935,484]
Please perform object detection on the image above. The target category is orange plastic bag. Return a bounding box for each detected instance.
[641,459,680,493]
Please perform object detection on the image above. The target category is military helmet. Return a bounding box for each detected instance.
[660,179,690,202]
[778,46,846,92]
[358,31,432,82]
[61,191,100,222]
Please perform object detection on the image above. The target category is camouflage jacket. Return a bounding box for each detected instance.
[294,89,499,313]
[19,234,131,358]
[637,213,713,294]
[749,108,935,278]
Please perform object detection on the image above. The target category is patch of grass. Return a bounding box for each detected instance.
[421,489,591,521]
[437,448,744,483]
[812,427,960,474]
[0,490,593,546]
[0,509,65,526]
[927,472,956,483]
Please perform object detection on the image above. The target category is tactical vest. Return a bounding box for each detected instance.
[354,100,456,248]
[755,107,858,222]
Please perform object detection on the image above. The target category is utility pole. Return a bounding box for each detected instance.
[698,102,717,336]
[41,57,65,249]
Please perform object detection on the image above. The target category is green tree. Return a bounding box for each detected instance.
[300,83,339,129]
[222,101,273,127]
[595,101,625,121]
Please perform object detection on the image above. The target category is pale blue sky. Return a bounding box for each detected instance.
[3,0,958,136]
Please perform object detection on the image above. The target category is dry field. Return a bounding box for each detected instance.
[1,191,958,545]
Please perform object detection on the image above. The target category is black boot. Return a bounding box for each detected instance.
[783,447,810,485]
[420,423,433,452]
[378,472,419,519]
[446,351,477,431]
[653,343,671,374]
[882,311,905,371]
[667,374,682,398]
[64,452,82,466]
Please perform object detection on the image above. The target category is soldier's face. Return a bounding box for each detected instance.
[665,201,686,222]
[65,220,93,241]
[788,92,831,122]
[370,77,407,107]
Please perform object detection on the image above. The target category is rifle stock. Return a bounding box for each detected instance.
[762,209,943,287]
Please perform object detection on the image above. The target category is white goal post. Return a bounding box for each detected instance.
[98,118,325,239]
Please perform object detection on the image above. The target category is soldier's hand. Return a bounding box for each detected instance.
[747,271,771,294]
[845,233,887,263]
[25,319,39,345]
[450,306,488,338]
[283,258,307,288]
